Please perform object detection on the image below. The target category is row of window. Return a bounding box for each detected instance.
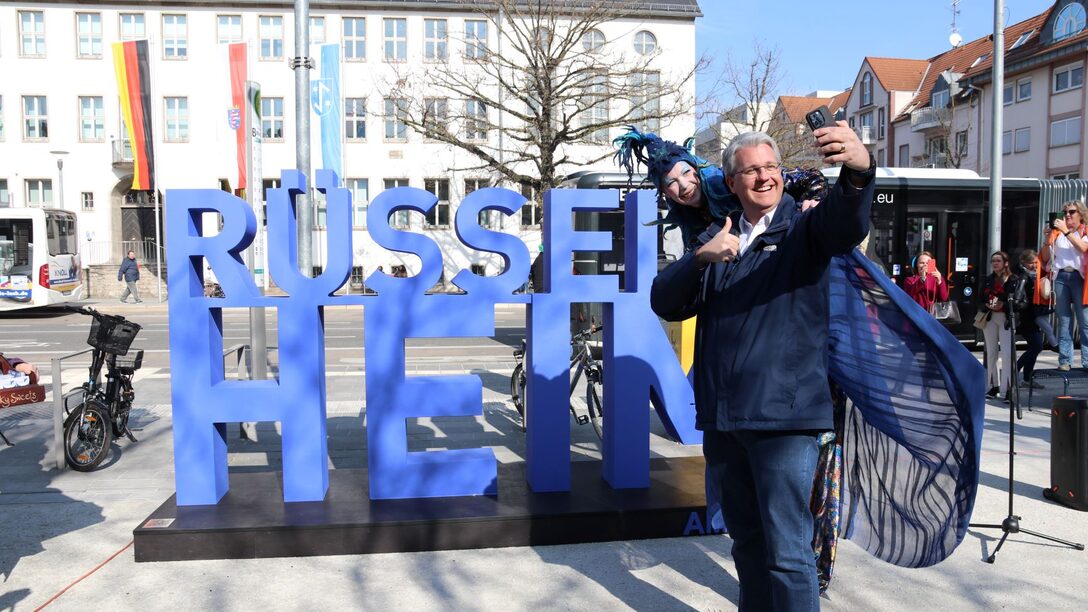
[8,10,659,62]
[0,178,94,210]
[0,84,660,144]
[1001,64,1083,106]
[996,116,1082,155]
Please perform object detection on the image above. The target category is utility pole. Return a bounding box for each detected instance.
[292,0,313,277]
[989,0,1005,255]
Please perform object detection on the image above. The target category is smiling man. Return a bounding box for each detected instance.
[651,126,874,611]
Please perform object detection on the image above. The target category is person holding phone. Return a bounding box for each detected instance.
[1040,201,1088,371]
[979,251,1017,399]
[903,250,948,311]
[652,124,874,610]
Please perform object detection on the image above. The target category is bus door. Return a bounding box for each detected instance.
[945,211,984,327]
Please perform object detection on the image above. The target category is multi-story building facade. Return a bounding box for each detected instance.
[0,1,700,289]
[844,0,1086,180]
[693,102,775,166]
[767,89,850,167]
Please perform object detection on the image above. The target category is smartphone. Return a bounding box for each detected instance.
[805,105,833,132]
[927,259,937,274]
[1049,211,1059,229]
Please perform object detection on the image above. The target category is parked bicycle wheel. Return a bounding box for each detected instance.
[510,363,527,430]
[586,373,604,440]
[63,400,112,471]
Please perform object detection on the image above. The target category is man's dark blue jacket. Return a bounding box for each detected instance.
[651,171,874,432]
[118,258,140,282]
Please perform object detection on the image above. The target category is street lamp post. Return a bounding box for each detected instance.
[49,150,69,210]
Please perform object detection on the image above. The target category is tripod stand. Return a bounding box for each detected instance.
[970,291,1085,563]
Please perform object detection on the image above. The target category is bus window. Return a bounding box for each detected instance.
[905,215,937,261]
[47,214,77,256]
[0,219,33,269]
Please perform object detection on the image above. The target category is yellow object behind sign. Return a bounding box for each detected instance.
[663,316,697,374]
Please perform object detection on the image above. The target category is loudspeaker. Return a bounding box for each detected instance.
[1047,397,1088,511]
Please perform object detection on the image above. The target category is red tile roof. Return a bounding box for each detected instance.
[777,96,834,123]
[864,57,930,92]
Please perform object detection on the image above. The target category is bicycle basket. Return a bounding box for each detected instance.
[114,349,144,373]
[87,316,142,355]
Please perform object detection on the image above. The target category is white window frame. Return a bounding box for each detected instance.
[931,89,949,109]
[1016,78,1032,101]
[19,10,46,57]
[79,96,104,142]
[898,144,909,164]
[1054,3,1087,41]
[424,97,448,136]
[1002,130,1012,155]
[1014,127,1031,153]
[465,178,491,227]
[1052,173,1082,180]
[259,15,284,60]
[120,13,145,42]
[310,16,325,44]
[262,97,284,140]
[22,95,47,140]
[76,12,103,58]
[633,30,656,55]
[1011,29,1034,49]
[164,96,189,142]
[464,20,488,59]
[384,178,410,227]
[424,179,451,228]
[861,72,872,106]
[1054,62,1084,93]
[1003,83,1013,105]
[580,72,609,143]
[0,180,9,207]
[345,97,366,140]
[582,29,605,53]
[425,19,448,61]
[955,130,968,156]
[81,192,95,210]
[1050,116,1082,148]
[217,14,242,44]
[465,99,488,141]
[347,178,369,227]
[25,179,53,207]
[629,71,661,133]
[384,98,407,140]
[343,17,366,61]
[162,14,188,59]
[384,18,407,62]
[877,107,886,140]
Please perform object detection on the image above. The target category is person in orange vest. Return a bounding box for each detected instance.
[1040,201,1088,372]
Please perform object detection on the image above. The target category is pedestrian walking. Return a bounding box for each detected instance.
[118,250,142,303]
[980,251,1016,399]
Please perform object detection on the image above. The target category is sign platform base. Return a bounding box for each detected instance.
[133,456,711,562]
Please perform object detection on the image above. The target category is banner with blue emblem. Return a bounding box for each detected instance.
[312,43,342,184]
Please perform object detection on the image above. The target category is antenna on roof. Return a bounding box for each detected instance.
[949,0,963,47]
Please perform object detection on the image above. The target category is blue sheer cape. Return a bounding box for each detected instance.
[829,250,986,567]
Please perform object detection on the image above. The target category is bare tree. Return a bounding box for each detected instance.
[379,0,703,198]
[699,41,805,161]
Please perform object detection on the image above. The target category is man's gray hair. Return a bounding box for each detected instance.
[722,132,781,176]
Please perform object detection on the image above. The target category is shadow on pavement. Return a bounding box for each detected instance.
[0,437,105,608]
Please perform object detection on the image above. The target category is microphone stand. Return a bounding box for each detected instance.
[970,281,1085,562]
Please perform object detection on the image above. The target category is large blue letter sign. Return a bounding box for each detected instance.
[166,173,697,506]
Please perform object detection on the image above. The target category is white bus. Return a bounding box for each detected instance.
[0,207,83,311]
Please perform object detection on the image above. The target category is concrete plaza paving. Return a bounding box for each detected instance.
[1,303,1087,610]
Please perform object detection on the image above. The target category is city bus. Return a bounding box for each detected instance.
[0,207,83,311]
[559,168,1087,343]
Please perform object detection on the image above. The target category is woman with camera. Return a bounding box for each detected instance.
[1040,201,1088,372]
[979,251,1017,400]
[904,251,948,312]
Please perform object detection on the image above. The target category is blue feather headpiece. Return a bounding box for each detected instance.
[612,126,705,191]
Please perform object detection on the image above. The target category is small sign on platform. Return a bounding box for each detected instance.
[143,518,175,529]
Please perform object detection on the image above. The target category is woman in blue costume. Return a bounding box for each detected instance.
[614,126,986,591]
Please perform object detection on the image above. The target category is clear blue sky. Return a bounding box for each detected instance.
[696,0,1057,108]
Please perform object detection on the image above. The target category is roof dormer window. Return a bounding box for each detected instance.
[1055,3,1086,41]
[970,52,990,68]
[1010,29,1035,49]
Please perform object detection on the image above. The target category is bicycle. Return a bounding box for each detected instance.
[510,324,604,439]
[62,306,143,471]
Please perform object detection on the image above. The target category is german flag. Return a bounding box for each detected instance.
[112,40,155,190]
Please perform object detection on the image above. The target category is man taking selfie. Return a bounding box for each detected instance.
[651,123,875,611]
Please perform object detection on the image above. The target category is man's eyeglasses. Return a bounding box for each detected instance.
[735,163,781,178]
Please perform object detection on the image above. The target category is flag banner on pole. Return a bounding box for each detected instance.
[229,42,248,191]
[112,40,154,191]
[314,43,342,183]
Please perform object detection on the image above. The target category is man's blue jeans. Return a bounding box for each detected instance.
[1054,269,1088,367]
[704,429,821,612]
